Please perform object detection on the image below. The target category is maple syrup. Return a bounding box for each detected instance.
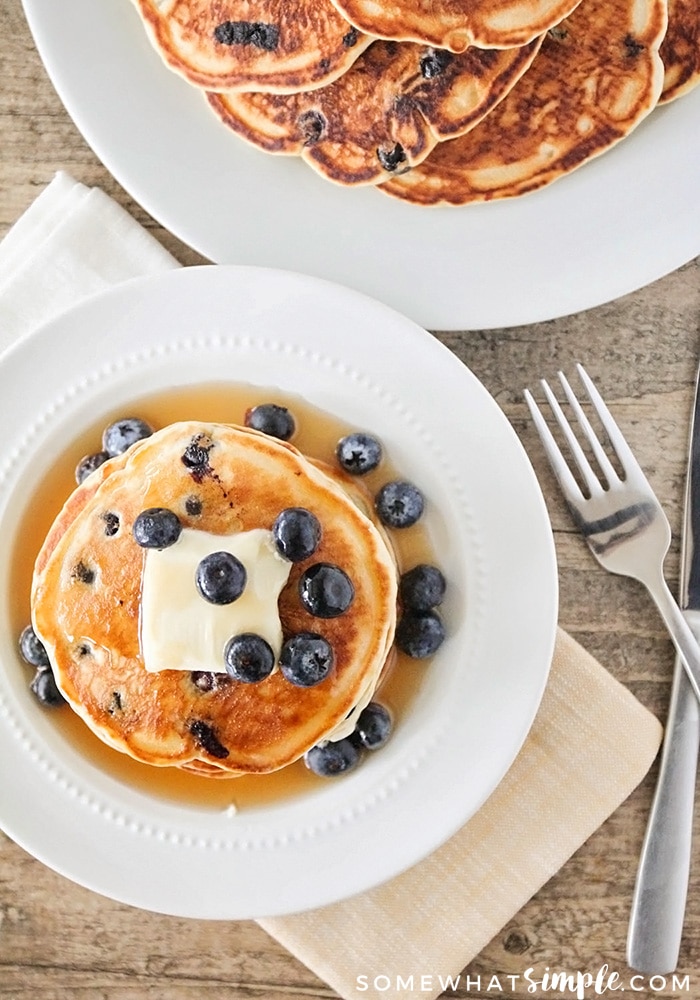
[10,382,438,812]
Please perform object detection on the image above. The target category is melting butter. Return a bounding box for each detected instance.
[140,528,291,674]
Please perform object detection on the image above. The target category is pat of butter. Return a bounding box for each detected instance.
[140,528,291,674]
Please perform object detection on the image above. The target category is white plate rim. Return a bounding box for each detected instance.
[19,0,700,331]
[0,265,558,918]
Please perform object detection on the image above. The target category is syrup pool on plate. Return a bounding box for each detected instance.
[11,382,441,812]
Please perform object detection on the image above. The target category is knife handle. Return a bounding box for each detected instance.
[627,653,700,974]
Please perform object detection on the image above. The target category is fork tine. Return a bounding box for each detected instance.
[558,370,620,486]
[524,388,584,500]
[576,362,640,475]
[539,378,605,497]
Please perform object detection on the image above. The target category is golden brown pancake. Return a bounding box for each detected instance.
[381,0,667,205]
[207,37,542,185]
[32,422,398,775]
[328,0,584,51]
[660,0,700,102]
[131,0,373,93]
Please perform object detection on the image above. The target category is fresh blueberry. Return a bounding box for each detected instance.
[353,702,393,750]
[245,403,295,440]
[375,480,425,528]
[272,507,321,562]
[132,507,182,549]
[395,610,446,658]
[102,417,153,457]
[304,738,362,777]
[299,563,354,618]
[30,667,65,707]
[336,433,383,475]
[195,551,247,605]
[75,451,109,484]
[280,633,334,687]
[399,564,446,611]
[19,625,50,667]
[224,633,275,682]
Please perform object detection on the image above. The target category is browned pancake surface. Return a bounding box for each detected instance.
[133,0,372,93]
[660,0,700,101]
[207,37,541,185]
[382,0,667,204]
[328,0,584,51]
[32,423,397,775]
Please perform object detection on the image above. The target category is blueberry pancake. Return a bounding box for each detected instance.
[327,0,584,52]
[207,36,542,186]
[31,422,398,775]
[131,0,373,93]
[381,0,667,204]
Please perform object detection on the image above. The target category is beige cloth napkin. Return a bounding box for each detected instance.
[0,173,663,1000]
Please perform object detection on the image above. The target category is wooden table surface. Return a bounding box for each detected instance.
[2,1,700,997]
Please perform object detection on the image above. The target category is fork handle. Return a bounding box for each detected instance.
[627,641,700,973]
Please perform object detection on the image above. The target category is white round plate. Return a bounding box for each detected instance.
[0,266,557,918]
[21,0,700,331]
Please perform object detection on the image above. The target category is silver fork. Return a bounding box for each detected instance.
[524,363,700,703]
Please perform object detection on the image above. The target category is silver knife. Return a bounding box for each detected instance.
[627,365,700,973]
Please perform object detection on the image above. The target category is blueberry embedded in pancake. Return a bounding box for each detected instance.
[131,0,373,93]
[31,421,398,775]
[206,37,542,186]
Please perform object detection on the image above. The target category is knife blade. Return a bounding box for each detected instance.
[627,365,700,973]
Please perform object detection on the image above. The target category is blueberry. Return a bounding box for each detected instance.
[396,610,446,658]
[72,561,95,584]
[19,625,50,667]
[353,702,392,750]
[191,671,217,692]
[132,507,182,549]
[181,435,213,473]
[304,738,362,777]
[185,496,203,516]
[280,632,334,687]
[419,48,453,78]
[224,633,275,683]
[336,433,382,475]
[399,564,446,611]
[75,451,109,484]
[299,563,354,618]
[214,20,280,51]
[245,403,295,440]
[297,109,327,145]
[375,480,424,528]
[102,418,153,457]
[377,143,407,172]
[30,667,65,707]
[189,720,229,759]
[102,511,120,537]
[272,507,321,562]
[195,551,247,605]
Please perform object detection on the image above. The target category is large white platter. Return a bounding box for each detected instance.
[0,266,557,918]
[21,0,700,330]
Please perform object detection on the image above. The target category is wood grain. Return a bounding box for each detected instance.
[2,0,700,996]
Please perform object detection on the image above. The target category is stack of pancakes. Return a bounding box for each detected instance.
[131,0,697,203]
[31,422,398,776]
